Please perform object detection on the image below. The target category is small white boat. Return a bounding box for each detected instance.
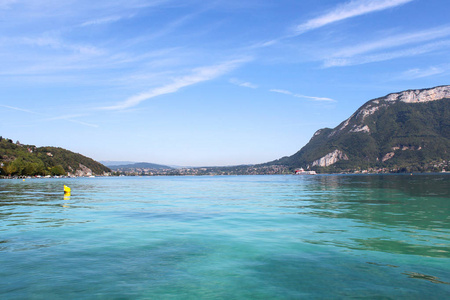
[294,168,316,175]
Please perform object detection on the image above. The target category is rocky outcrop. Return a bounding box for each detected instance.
[392,145,422,151]
[385,85,450,103]
[313,129,324,137]
[71,164,93,177]
[349,125,370,133]
[382,152,395,162]
[311,150,349,167]
[382,145,423,162]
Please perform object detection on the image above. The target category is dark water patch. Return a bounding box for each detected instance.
[402,272,450,285]
[366,262,400,268]
[302,236,450,258]
[353,238,449,258]
[0,237,65,252]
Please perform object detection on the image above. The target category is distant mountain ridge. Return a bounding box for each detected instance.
[266,85,450,173]
[100,161,136,167]
[109,162,173,171]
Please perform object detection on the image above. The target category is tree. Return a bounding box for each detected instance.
[50,165,66,176]
[2,162,17,176]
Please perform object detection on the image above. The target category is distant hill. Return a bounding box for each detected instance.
[266,85,450,173]
[109,162,173,171]
[99,161,136,167]
[0,137,111,177]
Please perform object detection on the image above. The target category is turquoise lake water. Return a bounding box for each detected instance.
[0,174,449,299]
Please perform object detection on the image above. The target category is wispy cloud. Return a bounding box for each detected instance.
[324,40,450,67]
[44,114,87,120]
[294,0,413,35]
[152,12,202,38]
[80,15,126,27]
[328,26,450,59]
[270,89,335,102]
[0,104,42,115]
[44,115,99,128]
[0,35,182,78]
[399,64,449,80]
[58,118,99,128]
[101,58,250,110]
[20,36,104,55]
[270,89,292,96]
[229,78,258,89]
[0,105,98,127]
[250,0,413,49]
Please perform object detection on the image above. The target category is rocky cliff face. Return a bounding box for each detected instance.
[311,150,348,167]
[385,85,450,103]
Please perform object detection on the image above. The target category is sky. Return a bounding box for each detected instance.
[1,0,449,166]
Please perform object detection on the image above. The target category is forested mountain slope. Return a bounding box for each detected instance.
[267,85,450,173]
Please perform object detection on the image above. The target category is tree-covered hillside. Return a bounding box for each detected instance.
[0,137,111,177]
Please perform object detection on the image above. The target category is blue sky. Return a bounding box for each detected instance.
[1,0,449,166]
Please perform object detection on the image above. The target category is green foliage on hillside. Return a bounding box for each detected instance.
[0,138,111,177]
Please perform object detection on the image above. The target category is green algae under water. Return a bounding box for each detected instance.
[0,174,449,299]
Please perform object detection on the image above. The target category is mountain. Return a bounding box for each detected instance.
[109,162,173,171]
[99,160,136,167]
[0,137,111,177]
[101,161,188,170]
[267,85,450,173]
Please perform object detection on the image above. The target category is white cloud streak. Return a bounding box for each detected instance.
[229,78,258,89]
[324,40,450,67]
[43,114,99,127]
[320,25,450,68]
[64,119,99,128]
[0,105,98,127]
[102,58,250,110]
[0,104,42,115]
[399,65,449,80]
[295,0,414,34]
[20,36,104,55]
[251,0,414,49]
[270,89,335,102]
[270,89,292,95]
[80,15,125,27]
[330,26,450,58]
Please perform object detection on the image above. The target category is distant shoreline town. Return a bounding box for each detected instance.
[2,165,449,180]
[105,164,448,177]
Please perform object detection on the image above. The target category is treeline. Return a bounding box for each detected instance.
[0,137,110,177]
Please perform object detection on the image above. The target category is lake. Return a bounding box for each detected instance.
[0,174,449,299]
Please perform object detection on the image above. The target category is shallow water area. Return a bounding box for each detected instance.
[1,174,449,299]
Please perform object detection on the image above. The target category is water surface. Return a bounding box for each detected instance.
[0,175,449,299]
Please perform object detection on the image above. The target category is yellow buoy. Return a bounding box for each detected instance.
[64,185,71,195]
